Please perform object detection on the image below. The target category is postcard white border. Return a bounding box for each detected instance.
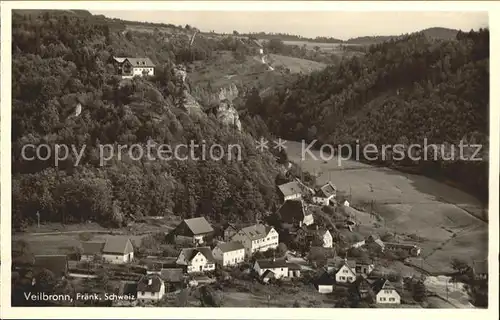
[1,1,498,319]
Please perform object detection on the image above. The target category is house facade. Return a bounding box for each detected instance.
[315,271,335,293]
[231,224,279,256]
[137,275,165,303]
[223,224,239,241]
[212,242,245,267]
[254,259,289,279]
[170,217,214,245]
[355,260,375,275]
[113,57,155,79]
[102,237,134,264]
[320,229,333,248]
[312,182,336,206]
[335,263,357,283]
[278,181,303,201]
[374,280,401,304]
[176,247,216,273]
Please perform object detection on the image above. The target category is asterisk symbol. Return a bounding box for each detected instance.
[255,137,269,152]
[273,138,287,151]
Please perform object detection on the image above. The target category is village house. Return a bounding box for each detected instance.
[160,268,184,292]
[373,278,401,304]
[472,260,488,280]
[296,226,333,248]
[80,241,105,262]
[385,242,421,257]
[277,199,314,227]
[254,258,289,279]
[312,182,336,206]
[317,228,333,248]
[169,217,214,245]
[176,247,216,273]
[335,260,357,284]
[112,57,155,79]
[101,237,134,264]
[314,271,336,293]
[231,224,279,256]
[33,255,69,280]
[277,181,303,201]
[212,241,245,267]
[287,263,302,278]
[137,274,165,303]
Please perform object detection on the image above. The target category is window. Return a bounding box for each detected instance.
[389,298,395,302]
[380,297,386,301]
[343,269,348,273]
[384,290,391,294]
[340,276,345,280]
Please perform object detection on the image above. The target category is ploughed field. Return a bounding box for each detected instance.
[285,140,488,273]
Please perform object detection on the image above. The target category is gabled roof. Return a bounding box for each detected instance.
[178,247,215,265]
[278,181,302,197]
[473,260,488,274]
[160,268,184,282]
[34,255,68,276]
[315,271,335,286]
[215,241,245,253]
[81,241,105,255]
[256,259,289,269]
[372,278,398,294]
[287,263,301,270]
[238,224,273,241]
[278,199,311,223]
[315,182,336,198]
[137,274,163,293]
[102,237,134,255]
[125,57,156,67]
[327,257,357,270]
[183,217,214,235]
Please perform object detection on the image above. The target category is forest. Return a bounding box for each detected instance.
[248,29,490,203]
[11,11,283,229]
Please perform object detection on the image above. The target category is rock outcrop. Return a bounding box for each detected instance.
[214,84,242,131]
[173,64,203,112]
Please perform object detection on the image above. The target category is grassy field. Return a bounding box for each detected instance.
[285,140,488,273]
[257,39,363,52]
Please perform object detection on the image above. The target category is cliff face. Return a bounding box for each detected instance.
[215,84,242,131]
[173,64,241,130]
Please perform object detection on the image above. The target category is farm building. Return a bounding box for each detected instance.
[384,242,421,257]
[101,237,134,264]
[314,271,336,293]
[80,241,105,262]
[34,255,69,279]
[373,278,401,304]
[160,268,184,292]
[169,217,214,245]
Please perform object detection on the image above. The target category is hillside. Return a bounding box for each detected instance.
[346,27,460,45]
[11,10,284,229]
[249,29,489,202]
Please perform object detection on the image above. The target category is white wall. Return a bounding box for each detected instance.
[376,290,401,304]
[222,249,245,266]
[284,194,301,201]
[335,265,356,283]
[303,214,314,226]
[186,252,215,273]
[137,282,165,302]
[317,285,333,294]
[254,262,288,279]
[322,232,333,248]
[233,228,279,256]
[102,254,128,264]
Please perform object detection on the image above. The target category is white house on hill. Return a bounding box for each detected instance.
[212,241,245,267]
[231,224,279,256]
[254,259,289,279]
[113,57,155,79]
[176,247,216,273]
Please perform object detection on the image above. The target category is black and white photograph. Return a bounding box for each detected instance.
[1,1,497,317]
